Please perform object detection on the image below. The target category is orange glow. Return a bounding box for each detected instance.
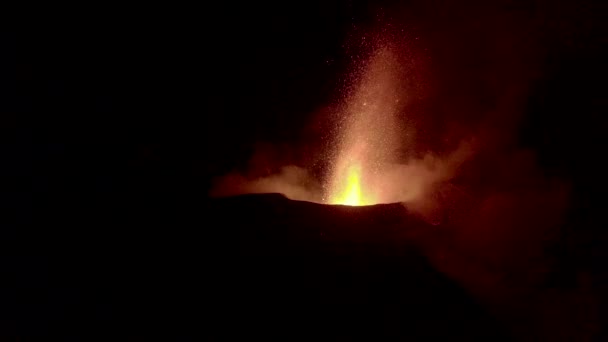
[329,162,367,206]
[325,46,402,206]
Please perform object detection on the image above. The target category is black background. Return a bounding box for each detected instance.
[1,0,607,340]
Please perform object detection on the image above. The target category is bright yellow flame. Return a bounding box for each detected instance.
[329,162,378,206]
[331,163,364,205]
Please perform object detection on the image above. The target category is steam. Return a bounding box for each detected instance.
[209,165,322,203]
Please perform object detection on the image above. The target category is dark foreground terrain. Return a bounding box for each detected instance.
[2,192,511,341]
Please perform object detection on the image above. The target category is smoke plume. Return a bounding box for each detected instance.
[209,0,585,338]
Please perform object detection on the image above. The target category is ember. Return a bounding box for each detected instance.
[326,45,404,206]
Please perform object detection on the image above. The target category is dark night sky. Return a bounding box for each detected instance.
[3,2,366,196]
[4,0,602,193]
[2,0,606,269]
[1,0,607,339]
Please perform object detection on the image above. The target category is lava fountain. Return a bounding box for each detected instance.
[330,162,365,206]
[326,45,405,206]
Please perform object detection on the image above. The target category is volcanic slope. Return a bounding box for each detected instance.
[203,193,511,341]
[2,193,511,341]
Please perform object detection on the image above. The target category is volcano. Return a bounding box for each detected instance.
[201,194,510,340]
[0,194,504,341]
[2,192,511,341]
[0,190,505,341]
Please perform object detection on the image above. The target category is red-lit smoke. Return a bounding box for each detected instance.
[210,1,585,338]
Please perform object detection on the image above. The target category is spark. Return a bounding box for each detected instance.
[325,46,402,206]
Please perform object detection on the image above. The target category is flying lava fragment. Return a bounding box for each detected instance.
[326,45,404,206]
